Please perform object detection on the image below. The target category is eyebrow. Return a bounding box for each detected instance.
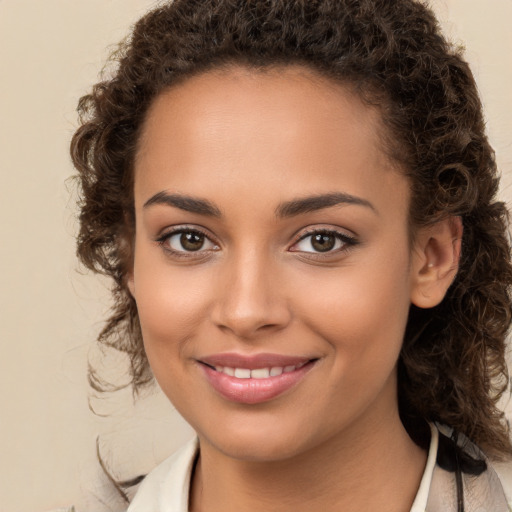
[276,192,377,217]
[143,191,376,218]
[143,191,222,217]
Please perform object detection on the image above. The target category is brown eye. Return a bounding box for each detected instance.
[290,229,356,255]
[311,233,336,252]
[180,232,205,251]
[163,229,218,253]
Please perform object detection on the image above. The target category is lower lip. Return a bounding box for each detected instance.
[200,362,315,404]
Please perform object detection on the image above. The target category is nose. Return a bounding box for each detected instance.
[211,250,292,339]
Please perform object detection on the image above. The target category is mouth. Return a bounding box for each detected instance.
[197,354,318,404]
[203,360,310,378]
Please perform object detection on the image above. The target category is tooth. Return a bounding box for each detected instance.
[284,365,296,373]
[270,367,283,376]
[215,366,223,372]
[223,367,235,376]
[234,368,251,379]
[251,368,270,379]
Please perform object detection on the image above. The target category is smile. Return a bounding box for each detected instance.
[198,354,318,404]
[212,362,308,379]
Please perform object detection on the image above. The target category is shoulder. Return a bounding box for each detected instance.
[494,460,512,506]
[127,437,198,512]
[428,424,511,511]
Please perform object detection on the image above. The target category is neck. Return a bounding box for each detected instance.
[190,404,427,512]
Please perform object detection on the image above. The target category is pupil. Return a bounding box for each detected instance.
[311,233,335,252]
[181,232,204,251]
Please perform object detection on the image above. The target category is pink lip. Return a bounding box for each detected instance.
[198,353,317,405]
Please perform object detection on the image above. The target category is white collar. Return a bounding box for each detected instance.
[127,436,198,512]
[128,426,440,512]
[410,423,439,511]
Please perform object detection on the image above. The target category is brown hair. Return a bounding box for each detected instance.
[71,0,512,457]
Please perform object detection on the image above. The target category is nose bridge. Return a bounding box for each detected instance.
[212,245,290,338]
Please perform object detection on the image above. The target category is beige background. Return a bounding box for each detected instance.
[0,1,511,511]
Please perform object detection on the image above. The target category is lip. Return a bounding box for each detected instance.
[198,353,318,404]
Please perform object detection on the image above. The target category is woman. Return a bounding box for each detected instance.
[71,0,512,510]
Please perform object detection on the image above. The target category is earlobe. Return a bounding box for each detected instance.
[410,216,463,309]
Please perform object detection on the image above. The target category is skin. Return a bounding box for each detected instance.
[129,65,461,512]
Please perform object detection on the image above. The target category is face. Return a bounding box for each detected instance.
[130,66,420,461]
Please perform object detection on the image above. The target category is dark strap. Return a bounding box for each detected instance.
[426,428,509,511]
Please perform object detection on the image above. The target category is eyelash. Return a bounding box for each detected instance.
[156,226,219,258]
[155,226,358,259]
[289,228,358,257]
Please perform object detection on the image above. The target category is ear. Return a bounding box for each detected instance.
[410,216,463,309]
[126,271,135,298]
[119,220,136,298]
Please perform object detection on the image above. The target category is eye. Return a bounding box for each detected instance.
[158,228,219,254]
[290,230,355,254]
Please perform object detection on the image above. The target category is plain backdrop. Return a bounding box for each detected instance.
[0,1,511,511]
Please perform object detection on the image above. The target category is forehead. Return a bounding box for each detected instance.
[134,65,407,214]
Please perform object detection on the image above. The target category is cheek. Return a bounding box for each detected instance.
[292,250,412,370]
[133,264,212,405]
[132,249,212,358]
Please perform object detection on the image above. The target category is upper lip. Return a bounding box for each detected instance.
[199,353,316,369]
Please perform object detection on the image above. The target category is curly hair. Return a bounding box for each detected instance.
[71,0,512,458]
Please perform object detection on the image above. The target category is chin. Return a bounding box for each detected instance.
[195,411,323,463]
[209,433,308,462]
